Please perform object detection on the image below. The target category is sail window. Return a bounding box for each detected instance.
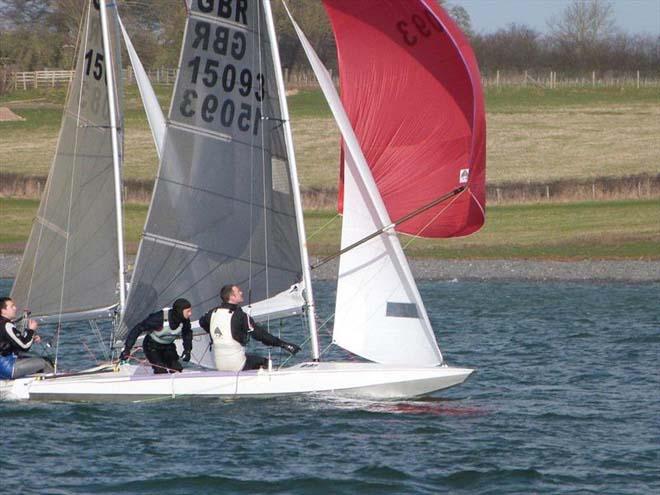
[386,302,419,319]
[271,157,291,195]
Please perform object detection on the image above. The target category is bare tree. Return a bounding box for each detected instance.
[547,0,617,68]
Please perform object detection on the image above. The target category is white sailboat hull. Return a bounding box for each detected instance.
[0,362,473,402]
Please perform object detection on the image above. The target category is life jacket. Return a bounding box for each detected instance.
[148,308,183,345]
[210,307,246,372]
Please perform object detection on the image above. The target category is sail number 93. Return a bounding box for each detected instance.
[397,11,444,46]
[180,90,262,134]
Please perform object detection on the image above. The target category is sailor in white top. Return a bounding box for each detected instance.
[199,285,301,372]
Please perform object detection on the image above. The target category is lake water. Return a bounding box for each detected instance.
[1,278,658,494]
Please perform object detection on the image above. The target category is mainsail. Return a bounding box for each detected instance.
[121,0,305,334]
[11,1,124,320]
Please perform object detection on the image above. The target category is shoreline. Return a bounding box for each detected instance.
[1,255,658,283]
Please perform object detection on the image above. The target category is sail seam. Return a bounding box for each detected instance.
[152,176,297,218]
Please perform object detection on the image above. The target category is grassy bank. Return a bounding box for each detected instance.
[2,197,658,260]
[1,87,658,188]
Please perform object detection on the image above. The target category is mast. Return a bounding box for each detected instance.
[100,0,126,314]
[262,0,320,360]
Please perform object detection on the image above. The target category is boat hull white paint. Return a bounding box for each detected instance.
[0,362,474,401]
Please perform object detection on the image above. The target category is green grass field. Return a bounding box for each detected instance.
[2,197,658,259]
[1,86,658,187]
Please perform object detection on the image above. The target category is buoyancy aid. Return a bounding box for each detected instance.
[148,308,183,345]
[210,307,246,372]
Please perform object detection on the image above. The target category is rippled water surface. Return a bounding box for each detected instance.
[1,278,658,494]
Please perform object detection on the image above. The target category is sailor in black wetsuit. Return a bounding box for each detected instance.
[199,285,301,372]
[119,298,193,374]
[0,297,54,379]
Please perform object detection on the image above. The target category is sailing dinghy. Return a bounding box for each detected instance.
[1,0,485,401]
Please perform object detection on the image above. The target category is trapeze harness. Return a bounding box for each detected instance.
[209,307,247,372]
[147,309,183,345]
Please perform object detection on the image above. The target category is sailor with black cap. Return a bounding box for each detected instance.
[119,298,193,374]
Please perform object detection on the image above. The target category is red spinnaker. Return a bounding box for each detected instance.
[323,0,486,237]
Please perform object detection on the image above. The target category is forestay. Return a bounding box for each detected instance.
[12,1,124,320]
[121,0,304,336]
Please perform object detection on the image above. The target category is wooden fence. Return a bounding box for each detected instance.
[6,68,660,91]
[482,70,660,89]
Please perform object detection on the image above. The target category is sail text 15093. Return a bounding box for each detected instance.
[172,3,264,137]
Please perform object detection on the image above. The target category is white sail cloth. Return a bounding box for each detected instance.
[118,15,166,158]
[285,5,443,366]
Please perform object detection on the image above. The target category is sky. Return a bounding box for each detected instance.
[452,0,660,35]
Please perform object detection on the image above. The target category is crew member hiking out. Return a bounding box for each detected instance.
[119,299,193,374]
[0,297,54,379]
[199,285,301,372]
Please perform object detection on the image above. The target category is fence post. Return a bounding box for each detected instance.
[592,71,596,87]
[496,188,502,203]
[496,70,500,89]
[637,70,640,89]
[545,185,550,200]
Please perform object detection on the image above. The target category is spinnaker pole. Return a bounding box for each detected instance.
[100,0,127,314]
[262,0,320,360]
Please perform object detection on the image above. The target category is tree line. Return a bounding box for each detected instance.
[1,0,658,75]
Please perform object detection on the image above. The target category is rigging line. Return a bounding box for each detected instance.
[22,0,90,310]
[81,339,100,365]
[257,0,270,307]
[55,3,96,373]
[316,312,335,335]
[247,3,258,300]
[90,319,110,361]
[152,176,298,218]
[277,335,310,370]
[402,188,467,250]
[311,186,466,270]
[319,340,335,358]
[306,212,340,241]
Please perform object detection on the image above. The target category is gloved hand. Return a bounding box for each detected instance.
[280,341,301,355]
[118,349,130,362]
[181,350,191,362]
